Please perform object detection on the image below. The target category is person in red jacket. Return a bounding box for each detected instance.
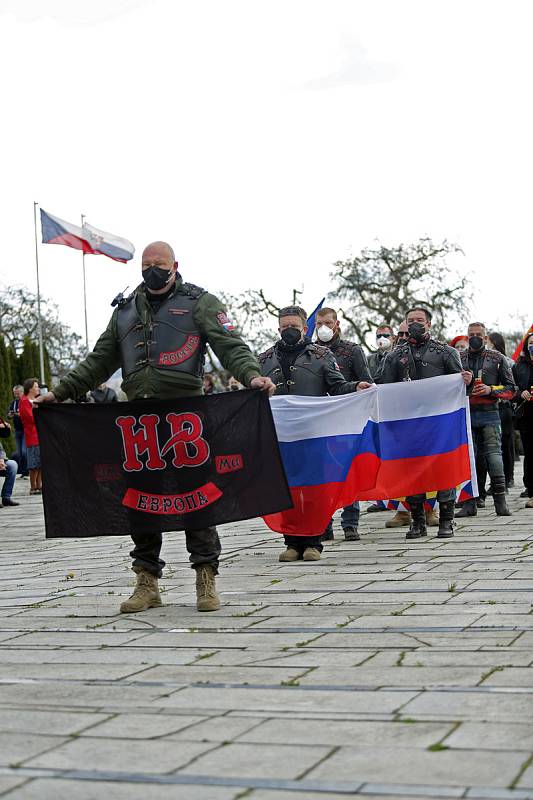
[19,378,42,495]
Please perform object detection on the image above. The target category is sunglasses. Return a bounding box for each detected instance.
[376,332,392,338]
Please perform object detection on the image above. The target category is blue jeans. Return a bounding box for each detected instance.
[0,459,17,499]
[325,501,361,534]
[14,429,28,476]
[340,501,360,529]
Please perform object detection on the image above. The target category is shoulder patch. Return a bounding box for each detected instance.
[216,310,236,332]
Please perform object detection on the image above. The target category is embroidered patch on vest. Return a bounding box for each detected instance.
[158,335,200,366]
[216,311,235,332]
[168,308,190,315]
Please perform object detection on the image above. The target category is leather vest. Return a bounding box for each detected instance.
[116,283,206,378]
[394,339,460,381]
[258,343,332,396]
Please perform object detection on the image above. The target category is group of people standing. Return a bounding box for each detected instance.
[1,378,43,505]
[16,239,531,619]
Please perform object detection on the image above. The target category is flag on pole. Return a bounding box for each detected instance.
[264,374,476,535]
[511,323,533,362]
[306,297,326,339]
[40,209,134,263]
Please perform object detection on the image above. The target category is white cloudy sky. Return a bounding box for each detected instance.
[1,0,531,348]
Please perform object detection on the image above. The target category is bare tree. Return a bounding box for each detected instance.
[331,238,470,346]
[0,285,85,378]
[218,288,304,354]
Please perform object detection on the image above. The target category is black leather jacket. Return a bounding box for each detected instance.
[460,347,516,408]
[326,338,372,383]
[258,341,358,396]
[378,337,462,383]
[367,349,390,379]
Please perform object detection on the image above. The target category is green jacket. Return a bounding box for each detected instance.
[53,278,261,401]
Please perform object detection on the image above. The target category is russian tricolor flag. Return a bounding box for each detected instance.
[264,374,477,535]
[40,209,134,263]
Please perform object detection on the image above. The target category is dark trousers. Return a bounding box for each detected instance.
[499,404,515,484]
[130,527,221,578]
[407,488,455,507]
[520,428,533,497]
[14,429,28,476]
[284,535,323,554]
[472,421,505,496]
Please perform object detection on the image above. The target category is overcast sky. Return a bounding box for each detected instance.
[1,0,531,349]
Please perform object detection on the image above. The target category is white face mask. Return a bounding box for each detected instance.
[377,336,392,350]
[317,325,334,343]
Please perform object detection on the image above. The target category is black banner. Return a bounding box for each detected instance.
[35,390,292,538]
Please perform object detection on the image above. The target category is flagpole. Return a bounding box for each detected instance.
[32,202,46,385]
[80,213,89,353]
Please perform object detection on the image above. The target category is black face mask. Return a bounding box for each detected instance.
[143,266,172,291]
[280,327,302,346]
[407,322,426,342]
[469,335,484,351]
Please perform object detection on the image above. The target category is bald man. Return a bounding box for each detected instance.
[38,242,275,615]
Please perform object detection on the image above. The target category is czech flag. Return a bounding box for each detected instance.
[264,374,477,535]
[40,209,134,263]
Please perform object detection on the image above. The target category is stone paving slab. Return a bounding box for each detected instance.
[0,481,532,799]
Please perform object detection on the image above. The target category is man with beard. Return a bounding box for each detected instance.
[259,305,371,561]
[378,307,464,539]
[457,322,516,517]
[36,241,275,614]
[314,307,373,541]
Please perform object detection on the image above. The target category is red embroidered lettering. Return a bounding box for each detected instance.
[115,415,165,472]
[158,335,200,366]
[215,454,244,474]
[160,412,210,468]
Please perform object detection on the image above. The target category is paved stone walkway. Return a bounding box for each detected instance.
[0,479,532,799]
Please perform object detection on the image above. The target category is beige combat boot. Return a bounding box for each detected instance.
[385,511,411,528]
[120,567,162,613]
[425,509,439,527]
[195,564,221,612]
[279,547,300,562]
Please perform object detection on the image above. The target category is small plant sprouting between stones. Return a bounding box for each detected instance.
[447,582,457,592]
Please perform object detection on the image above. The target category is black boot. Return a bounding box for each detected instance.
[405,502,427,540]
[437,500,455,538]
[455,499,477,518]
[343,526,360,541]
[492,477,512,516]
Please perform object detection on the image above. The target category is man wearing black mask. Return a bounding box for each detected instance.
[37,241,275,616]
[259,305,368,561]
[378,307,463,539]
[457,322,516,517]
